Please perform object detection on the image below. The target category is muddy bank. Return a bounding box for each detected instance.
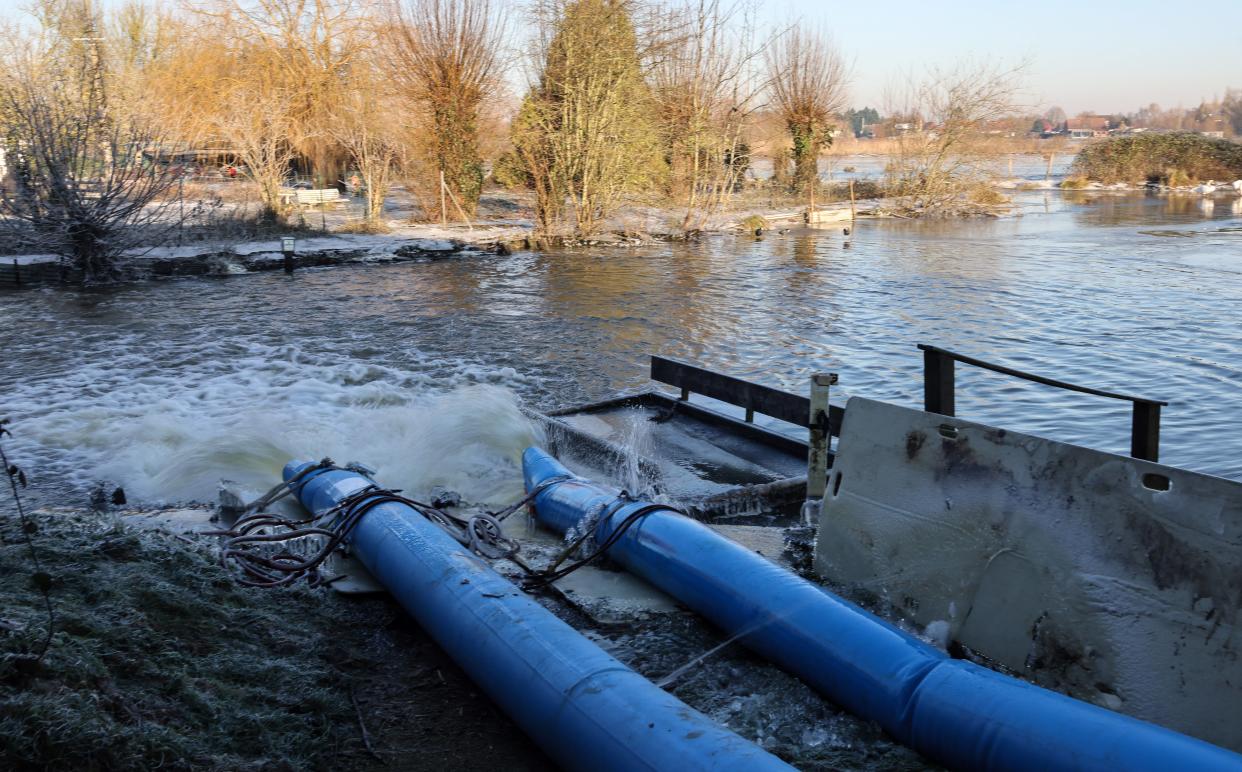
[0,236,490,288]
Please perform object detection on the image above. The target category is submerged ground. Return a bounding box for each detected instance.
[2,187,1240,769]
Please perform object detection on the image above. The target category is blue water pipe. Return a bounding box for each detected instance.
[522,446,1242,772]
[282,461,794,772]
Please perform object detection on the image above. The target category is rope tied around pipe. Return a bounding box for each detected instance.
[521,491,686,588]
[210,468,577,588]
[210,464,671,592]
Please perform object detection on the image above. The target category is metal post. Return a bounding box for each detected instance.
[923,348,955,416]
[806,373,836,500]
[1131,402,1161,462]
[281,236,295,274]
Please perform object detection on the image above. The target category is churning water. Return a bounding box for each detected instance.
[3,189,1241,509]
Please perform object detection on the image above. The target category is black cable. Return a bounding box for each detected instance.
[524,498,683,588]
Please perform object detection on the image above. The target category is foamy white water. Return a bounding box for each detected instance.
[6,338,542,506]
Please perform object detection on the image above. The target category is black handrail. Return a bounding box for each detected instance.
[917,344,1168,462]
[650,355,844,435]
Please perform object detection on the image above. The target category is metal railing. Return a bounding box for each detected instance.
[650,355,840,499]
[650,356,843,434]
[918,344,1168,462]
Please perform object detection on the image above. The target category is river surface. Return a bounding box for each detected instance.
[3,188,1241,508]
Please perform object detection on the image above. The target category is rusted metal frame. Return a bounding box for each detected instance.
[918,343,1168,462]
[546,389,813,458]
[922,347,956,417]
[1131,402,1162,462]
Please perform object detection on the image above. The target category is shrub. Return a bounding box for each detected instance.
[1071,133,1242,184]
[490,151,529,190]
[739,214,769,232]
[968,185,1009,206]
[1164,167,1192,187]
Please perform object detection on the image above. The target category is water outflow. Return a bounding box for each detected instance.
[282,461,795,772]
[523,447,1242,772]
[8,330,538,504]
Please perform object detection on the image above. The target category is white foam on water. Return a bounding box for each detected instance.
[8,340,542,507]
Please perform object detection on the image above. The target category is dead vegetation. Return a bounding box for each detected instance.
[882,62,1024,216]
[0,2,188,281]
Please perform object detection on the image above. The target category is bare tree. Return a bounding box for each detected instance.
[651,0,764,231]
[156,0,361,218]
[206,0,361,186]
[384,0,505,221]
[1225,89,1242,136]
[0,9,184,282]
[329,60,403,226]
[213,57,303,223]
[765,26,849,196]
[884,61,1024,214]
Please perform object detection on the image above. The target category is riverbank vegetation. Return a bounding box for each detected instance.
[882,62,1025,216]
[0,0,1116,279]
[1070,132,1242,185]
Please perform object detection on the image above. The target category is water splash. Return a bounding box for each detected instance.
[615,408,657,496]
[7,339,541,506]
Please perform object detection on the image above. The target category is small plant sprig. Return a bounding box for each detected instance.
[1,417,54,662]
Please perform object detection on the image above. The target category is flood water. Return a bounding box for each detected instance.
[3,186,1240,769]
[4,188,1240,505]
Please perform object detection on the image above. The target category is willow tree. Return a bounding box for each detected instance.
[212,0,360,187]
[765,27,848,195]
[384,0,504,221]
[516,0,660,236]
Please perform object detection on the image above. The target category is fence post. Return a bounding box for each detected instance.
[1131,402,1161,462]
[923,348,955,416]
[440,170,447,226]
[806,373,836,500]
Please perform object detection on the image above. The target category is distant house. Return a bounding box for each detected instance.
[1065,115,1114,139]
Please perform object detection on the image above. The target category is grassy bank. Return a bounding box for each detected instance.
[1071,133,1242,185]
[0,509,545,771]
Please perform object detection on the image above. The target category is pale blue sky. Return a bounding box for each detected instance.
[766,0,1242,114]
[1,0,1237,114]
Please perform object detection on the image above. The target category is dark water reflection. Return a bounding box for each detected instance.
[3,191,1241,494]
